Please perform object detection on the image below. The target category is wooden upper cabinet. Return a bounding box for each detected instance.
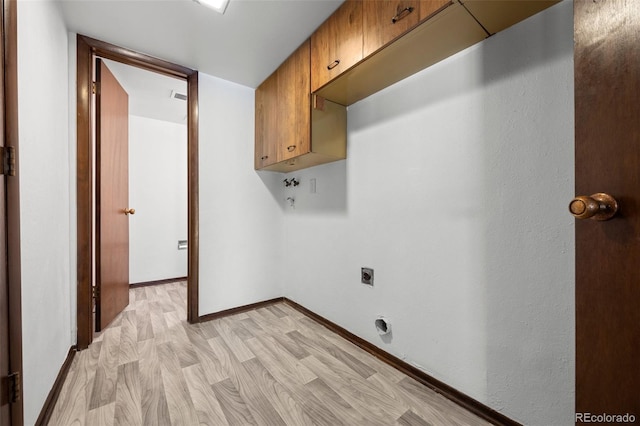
[254,72,278,169]
[419,0,451,22]
[256,0,559,171]
[255,39,347,172]
[363,0,421,57]
[311,0,363,93]
[277,40,311,163]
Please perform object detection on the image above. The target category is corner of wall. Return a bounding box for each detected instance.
[68,31,78,344]
[197,73,286,315]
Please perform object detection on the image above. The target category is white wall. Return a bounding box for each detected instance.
[198,73,284,315]
[129,115,188,283]
[17,2,574,424]
[282,2,574,425]
[17,0,73,424]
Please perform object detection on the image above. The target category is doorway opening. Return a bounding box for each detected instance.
[92,57,189,337]
[76,35,199,350]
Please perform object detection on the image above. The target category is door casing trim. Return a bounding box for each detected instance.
[2,0,23,423]
[76,35,199,350]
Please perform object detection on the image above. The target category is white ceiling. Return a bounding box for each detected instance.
[102,58,188,124]
[59,0,344,89]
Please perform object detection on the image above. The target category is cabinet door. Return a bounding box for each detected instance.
[311,0,363,93]
[419,0,450,22]
[278,40,311,162]
[363,0,421,57]
[254,72,278,169]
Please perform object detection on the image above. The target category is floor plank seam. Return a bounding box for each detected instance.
[48,282,497,426]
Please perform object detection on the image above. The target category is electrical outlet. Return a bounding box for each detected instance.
[361,267,374,286]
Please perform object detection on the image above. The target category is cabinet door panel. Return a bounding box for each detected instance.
[311,0,363,92]
[419,0,450,22]
[278,40,311,162]
[363,0,421,57]
[255,72,278,169]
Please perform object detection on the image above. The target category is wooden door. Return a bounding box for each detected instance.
[277,40,311,163]
[311,0,363,92]
[363,0,421,57]
[96,59,130,331]
[574,0,640,420]
[255,71,279,169]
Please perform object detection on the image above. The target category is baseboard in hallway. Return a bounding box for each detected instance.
[35,346,77,426]
[129,276,187,288]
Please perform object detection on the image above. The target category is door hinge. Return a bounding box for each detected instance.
[92,286,99,299]
[92,81,96,94]
[0,146,16,176]
[5,372,21,403]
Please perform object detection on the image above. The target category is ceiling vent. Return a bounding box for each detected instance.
[170,90,187,101]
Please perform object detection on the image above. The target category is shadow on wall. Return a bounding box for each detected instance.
[354,3,574,418]
[478,2,575,424]
[349,2,572,134]
[284,161,348,215]
[258,160,348,215]
[256,169,287,211]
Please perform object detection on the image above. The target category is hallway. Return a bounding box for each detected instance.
[48,282,488,425]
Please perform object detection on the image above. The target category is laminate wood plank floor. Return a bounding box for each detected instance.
[49,281,492,425]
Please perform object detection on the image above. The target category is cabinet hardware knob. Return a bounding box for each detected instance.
[287,145,296,152]
[124,208,136,216]
[327,60,340,70]
[260,155,269,160]
[392,6,414,23]
[569,193,618,221]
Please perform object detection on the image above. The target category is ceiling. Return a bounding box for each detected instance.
[101,58,188,124]
[59,0,344,89]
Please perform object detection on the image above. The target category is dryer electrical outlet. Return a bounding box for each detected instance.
[361,268,374,286]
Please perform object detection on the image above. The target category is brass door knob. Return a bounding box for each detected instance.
[569,193,617,221]
[124,208,136,216]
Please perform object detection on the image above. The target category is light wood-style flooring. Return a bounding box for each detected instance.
[49,281,491,425]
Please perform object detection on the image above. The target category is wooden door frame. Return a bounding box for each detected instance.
[1,0,23,422]
[76,35,199,350]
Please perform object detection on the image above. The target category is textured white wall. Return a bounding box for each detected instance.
[19,2,575,424]
[198,73,284,315]
[282,2,574,425]
[17,1,73,424]
[129,115,188,283]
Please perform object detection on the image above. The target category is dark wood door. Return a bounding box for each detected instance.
[574,0,640,420]
[96,59,130,331]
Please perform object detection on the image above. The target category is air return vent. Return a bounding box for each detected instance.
[170,90,187,101]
